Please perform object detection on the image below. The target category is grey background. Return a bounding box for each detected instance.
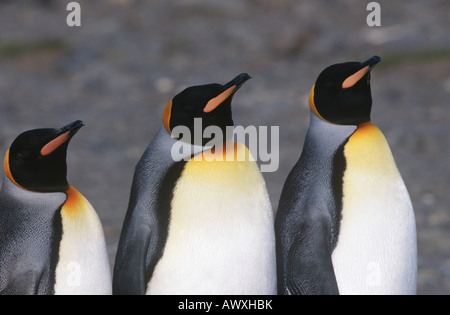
[0,0,448,294]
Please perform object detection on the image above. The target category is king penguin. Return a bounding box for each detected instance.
[0,121,112,295]
[276,56,417,295]
[113,73,277,295]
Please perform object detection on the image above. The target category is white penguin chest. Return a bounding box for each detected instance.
[331,123,417,295]
[54,187,112,295]
[147,144,277,295]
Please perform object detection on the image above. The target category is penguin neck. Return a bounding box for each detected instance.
[0,173,66,207]
[156,126,214,162]
[307,112,357,159]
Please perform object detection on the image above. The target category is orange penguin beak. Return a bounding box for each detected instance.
[342,56,381,89]
[203,73,252,113]
[40,120,85,156]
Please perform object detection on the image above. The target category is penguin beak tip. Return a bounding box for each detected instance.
[225,73,252,90]
[363,56,382,69]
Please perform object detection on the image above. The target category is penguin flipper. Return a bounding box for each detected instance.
[0,268,53,295]
[113,199,171,295]
[0,193,62,296]
[113,156,185,295]
[285,209,340,295]
[0,234,57,295]
[113,211,151,295]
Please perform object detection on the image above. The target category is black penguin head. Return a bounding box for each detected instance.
[163,73,251,146]
[4,120,85,193]
[310,56,381,125]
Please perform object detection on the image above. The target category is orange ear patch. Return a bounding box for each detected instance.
[203,86,236,113]
[41,132,70,156]
[163,100,173,134]
[3,149,22,188]
[342,66,370,89]
[309,85,323,119]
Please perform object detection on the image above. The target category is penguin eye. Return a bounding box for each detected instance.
[17,152,28,159]
[321,82,336,91]
[182,103,195,112]
[15,150,33,160]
